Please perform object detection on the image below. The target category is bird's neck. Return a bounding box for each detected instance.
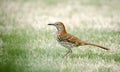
[57,27,67,34]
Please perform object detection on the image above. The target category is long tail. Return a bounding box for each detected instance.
[84,42,110,50]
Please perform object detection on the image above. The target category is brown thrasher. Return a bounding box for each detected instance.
[48,22,109,57]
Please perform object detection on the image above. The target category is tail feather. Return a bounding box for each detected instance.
[84,42,110,50]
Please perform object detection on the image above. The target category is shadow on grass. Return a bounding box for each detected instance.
[0,28,32,72]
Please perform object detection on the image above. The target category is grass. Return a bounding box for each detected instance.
[0,0,120,72]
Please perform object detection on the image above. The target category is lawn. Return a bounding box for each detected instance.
[0,0,120,72]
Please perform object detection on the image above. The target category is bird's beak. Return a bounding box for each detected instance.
[48,23,55,26]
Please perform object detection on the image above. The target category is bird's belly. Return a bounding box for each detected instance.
[58,40,77,48]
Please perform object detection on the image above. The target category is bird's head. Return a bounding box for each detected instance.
[48,22,66,32]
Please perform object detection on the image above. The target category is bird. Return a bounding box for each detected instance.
[48,22,109,57]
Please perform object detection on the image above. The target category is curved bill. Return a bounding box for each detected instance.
[48,24,55,25]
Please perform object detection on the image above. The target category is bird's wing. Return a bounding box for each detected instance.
[60,33,80,45]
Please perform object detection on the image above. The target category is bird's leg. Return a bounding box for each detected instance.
[63,49,72,58]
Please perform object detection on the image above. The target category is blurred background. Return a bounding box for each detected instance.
[0,0,120,72]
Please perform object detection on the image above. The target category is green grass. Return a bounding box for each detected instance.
[0,0,120,72]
